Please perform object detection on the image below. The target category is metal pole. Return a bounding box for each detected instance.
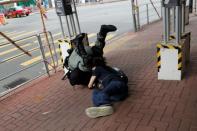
[146,4,149,24]
[0,32,31,57]
[179,6,182,37]
[135,0,140,30]
[176,6,181,44]
[37,35,50,76]
[189,0,193,13]
[179,5,182,35]
[150,0,161,18]
[181,4,185,33]
[70,14,77,35]
[166,7,170,41]
[38,2,56,72]
[49,31,59,67]
[136,6,140,30]
[162,7,167,43]
[73,0,81,33]
[69,15,75,36]
[172,7,176,32]
[59,16,65,39]
[195,0,197,12]
[135,0,138,6]
[161,1,162,18]
[74,13,81,34]
[65,15,72,38]
[131,0,137,32]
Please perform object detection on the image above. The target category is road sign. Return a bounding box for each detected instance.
[55,0,73,16]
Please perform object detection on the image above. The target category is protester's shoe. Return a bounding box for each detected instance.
[97,25,117,47]
[99,25,117,37]
[85,106,114,118]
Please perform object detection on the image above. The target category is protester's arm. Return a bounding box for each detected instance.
[88,76,96,89]
[88,67,98,89]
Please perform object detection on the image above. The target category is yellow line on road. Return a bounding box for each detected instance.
[39,32,61,38]
[7,31,26,36]
[10,31,37,40]
[32,32,61,43]
[3,47,39,63]
[0,30,37,44]
[0,44,31,56]
[21,48,60,66]
[89,34,116,46]
[53,32,61,37]
[0,31,25,41]
[2,31,18,35]
[21,56,42,66]
[52,33,97,44]
[34,33,97,45]
[88,33,96,38]
[106,34,115,41]
[0,31,37,49]
[20,33,116,67]
[45,59,62,70]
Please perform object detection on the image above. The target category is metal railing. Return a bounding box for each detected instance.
[0,31,60,96]
[193,0,197,13]
[38,31,60,74]
[132,1,162,31]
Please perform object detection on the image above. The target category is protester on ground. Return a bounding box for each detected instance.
[85,57,128,118]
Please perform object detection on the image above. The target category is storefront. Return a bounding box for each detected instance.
[0,0,36,9]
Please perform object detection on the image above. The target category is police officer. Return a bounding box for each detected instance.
[66,25,117,86]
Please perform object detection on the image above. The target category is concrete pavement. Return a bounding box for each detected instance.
[0,15,197,131]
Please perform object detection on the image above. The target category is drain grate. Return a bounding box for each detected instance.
[3,78,29,89]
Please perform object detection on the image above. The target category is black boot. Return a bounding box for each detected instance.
[99,25,117,38]
[94,25,117,52]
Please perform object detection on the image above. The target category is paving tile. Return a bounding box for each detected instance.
[135,126,156,131]
[190,126,197,131]
[179,119,191,131]
[116,123,129,131]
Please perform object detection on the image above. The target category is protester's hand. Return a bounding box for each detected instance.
[88,76,96,89]
[88,85,93,89]
[88,83,93,89]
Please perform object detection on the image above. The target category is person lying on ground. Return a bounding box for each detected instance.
[85,57,128,118]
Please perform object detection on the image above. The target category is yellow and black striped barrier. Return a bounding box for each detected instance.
[170,35,175,40]
[58,39,72,64]
[57,34,89,64]
[157,43,182,72]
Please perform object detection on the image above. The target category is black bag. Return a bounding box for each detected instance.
[111,67,128,84]
[94,67,128,89]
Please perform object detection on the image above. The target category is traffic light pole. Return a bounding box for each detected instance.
[59,16,65,38]
[55,0,81,39]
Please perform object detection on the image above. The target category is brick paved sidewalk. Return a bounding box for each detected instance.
[1,16,197,131]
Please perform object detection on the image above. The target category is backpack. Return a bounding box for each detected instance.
[93,66,128,89]
[111,67,128,84]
